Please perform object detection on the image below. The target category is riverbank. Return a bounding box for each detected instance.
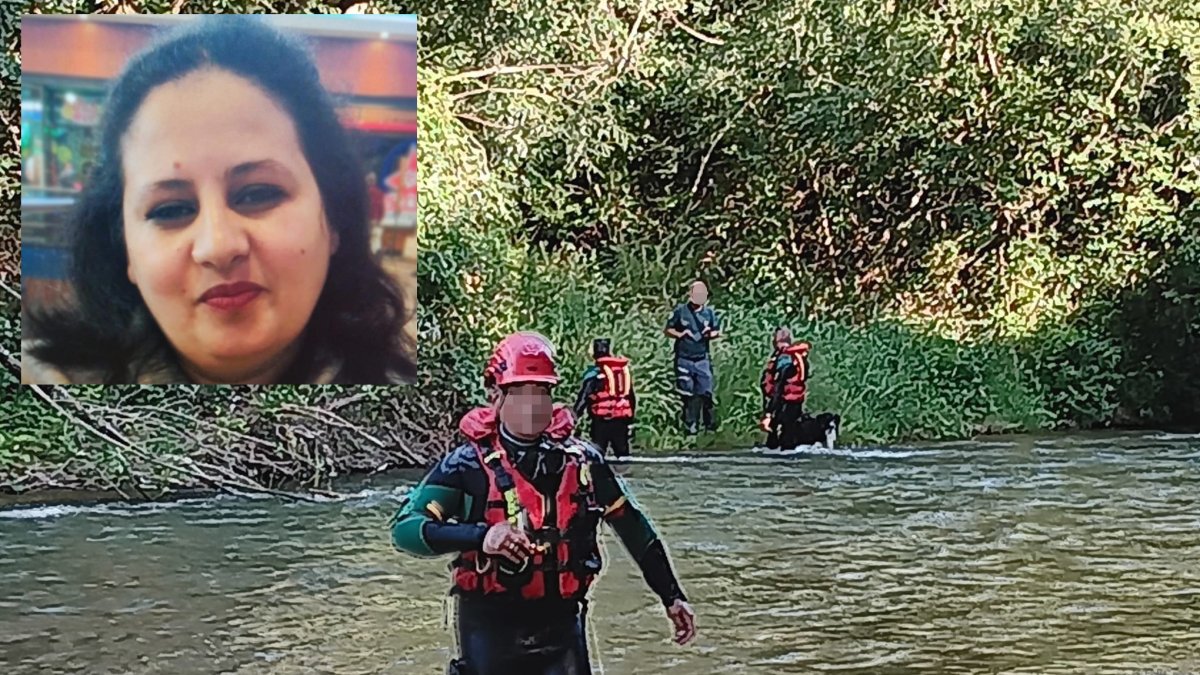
[4,427,1190,508]
[1,384,455,502]
[4,279,1194,500]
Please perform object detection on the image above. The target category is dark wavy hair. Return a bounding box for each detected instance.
[26,16,416,384]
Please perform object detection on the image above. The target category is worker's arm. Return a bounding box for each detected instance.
[702,309,722,340]
[586,446,687,606]
[390,445,488,557]
[664,306,691,340]
[572,368,601,419]
[629,387,637,420]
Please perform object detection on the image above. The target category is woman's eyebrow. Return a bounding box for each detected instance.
[227,159,291,180]
[145,178,192,192]
[134,179,192,207]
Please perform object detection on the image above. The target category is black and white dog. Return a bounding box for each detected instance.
[785,412,841,450]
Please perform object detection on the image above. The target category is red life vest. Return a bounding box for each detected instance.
[588,356,634,420]
[451,435,602,601]
[761,343,808,403]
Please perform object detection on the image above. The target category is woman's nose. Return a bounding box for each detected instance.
[191,203,250,270]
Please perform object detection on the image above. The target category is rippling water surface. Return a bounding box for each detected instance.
[2,433,1198,674]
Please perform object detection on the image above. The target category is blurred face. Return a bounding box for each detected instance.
[120,68,338,383]
[689,281,708,306]
[496,382,555,440]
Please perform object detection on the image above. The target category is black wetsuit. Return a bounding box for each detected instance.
[391,426,686,675]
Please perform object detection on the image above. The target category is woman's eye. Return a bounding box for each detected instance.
[234,185,285,209]
[146,201,197,223]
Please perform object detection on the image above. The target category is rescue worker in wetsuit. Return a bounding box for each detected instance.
[572,338,637,459]
[390,332,696,675]
[759,327,812,449]
[664,281,722,435]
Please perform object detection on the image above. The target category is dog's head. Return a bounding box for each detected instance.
[816,413,840,449]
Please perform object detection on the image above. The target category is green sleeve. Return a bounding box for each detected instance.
[390,474,470,558]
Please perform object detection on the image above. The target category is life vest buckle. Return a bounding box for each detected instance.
[531,526,562,550]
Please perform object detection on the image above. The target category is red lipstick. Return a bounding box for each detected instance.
[198,281,265,310]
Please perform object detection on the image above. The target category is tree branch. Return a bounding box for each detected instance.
[451,86,558,105]
[443,62,602,83]
[26,386,336,503]
[689,89,766,199]
[455,113,517,130]
[672,15,725,45]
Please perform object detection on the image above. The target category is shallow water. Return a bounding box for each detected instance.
[2,433,1198,674]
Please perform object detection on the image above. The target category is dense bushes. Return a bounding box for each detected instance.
[411,0,1199,433]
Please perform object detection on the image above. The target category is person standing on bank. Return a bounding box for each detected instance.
[390,332,696,675]
[664,281,722,435]
[572,338,637,460]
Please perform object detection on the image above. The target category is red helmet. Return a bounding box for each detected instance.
[483,332,560,388]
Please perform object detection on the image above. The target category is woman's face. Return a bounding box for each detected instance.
[120,68,337,382]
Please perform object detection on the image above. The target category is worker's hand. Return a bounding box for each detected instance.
[758,415,772,433]
[666,599,697,645]
[482,521,536,565]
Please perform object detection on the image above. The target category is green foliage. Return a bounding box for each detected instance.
[408,0,1198,436]
[422,242,1060,449]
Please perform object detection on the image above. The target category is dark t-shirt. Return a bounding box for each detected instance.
[666,303,721,361]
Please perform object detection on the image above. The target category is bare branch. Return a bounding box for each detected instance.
[455,113,517,130]
[690,89,766,198]
[25,386,337,503]
[451,86,558,105]
[443,62,603,83]
[672,15,725,45]
[618,1,649,71]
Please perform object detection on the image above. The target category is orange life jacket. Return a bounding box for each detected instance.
[587,356,634,420]
[761,343,808,403]
[451,435,602,600]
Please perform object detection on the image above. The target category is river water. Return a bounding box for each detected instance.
[1,433,1198,674]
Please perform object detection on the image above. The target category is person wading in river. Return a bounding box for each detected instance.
[390,331,696,675]
[664,280,722,435]
[759,327,812,449]
[572,338,637,460]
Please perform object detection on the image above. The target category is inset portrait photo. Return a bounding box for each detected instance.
[20,14,418,384]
